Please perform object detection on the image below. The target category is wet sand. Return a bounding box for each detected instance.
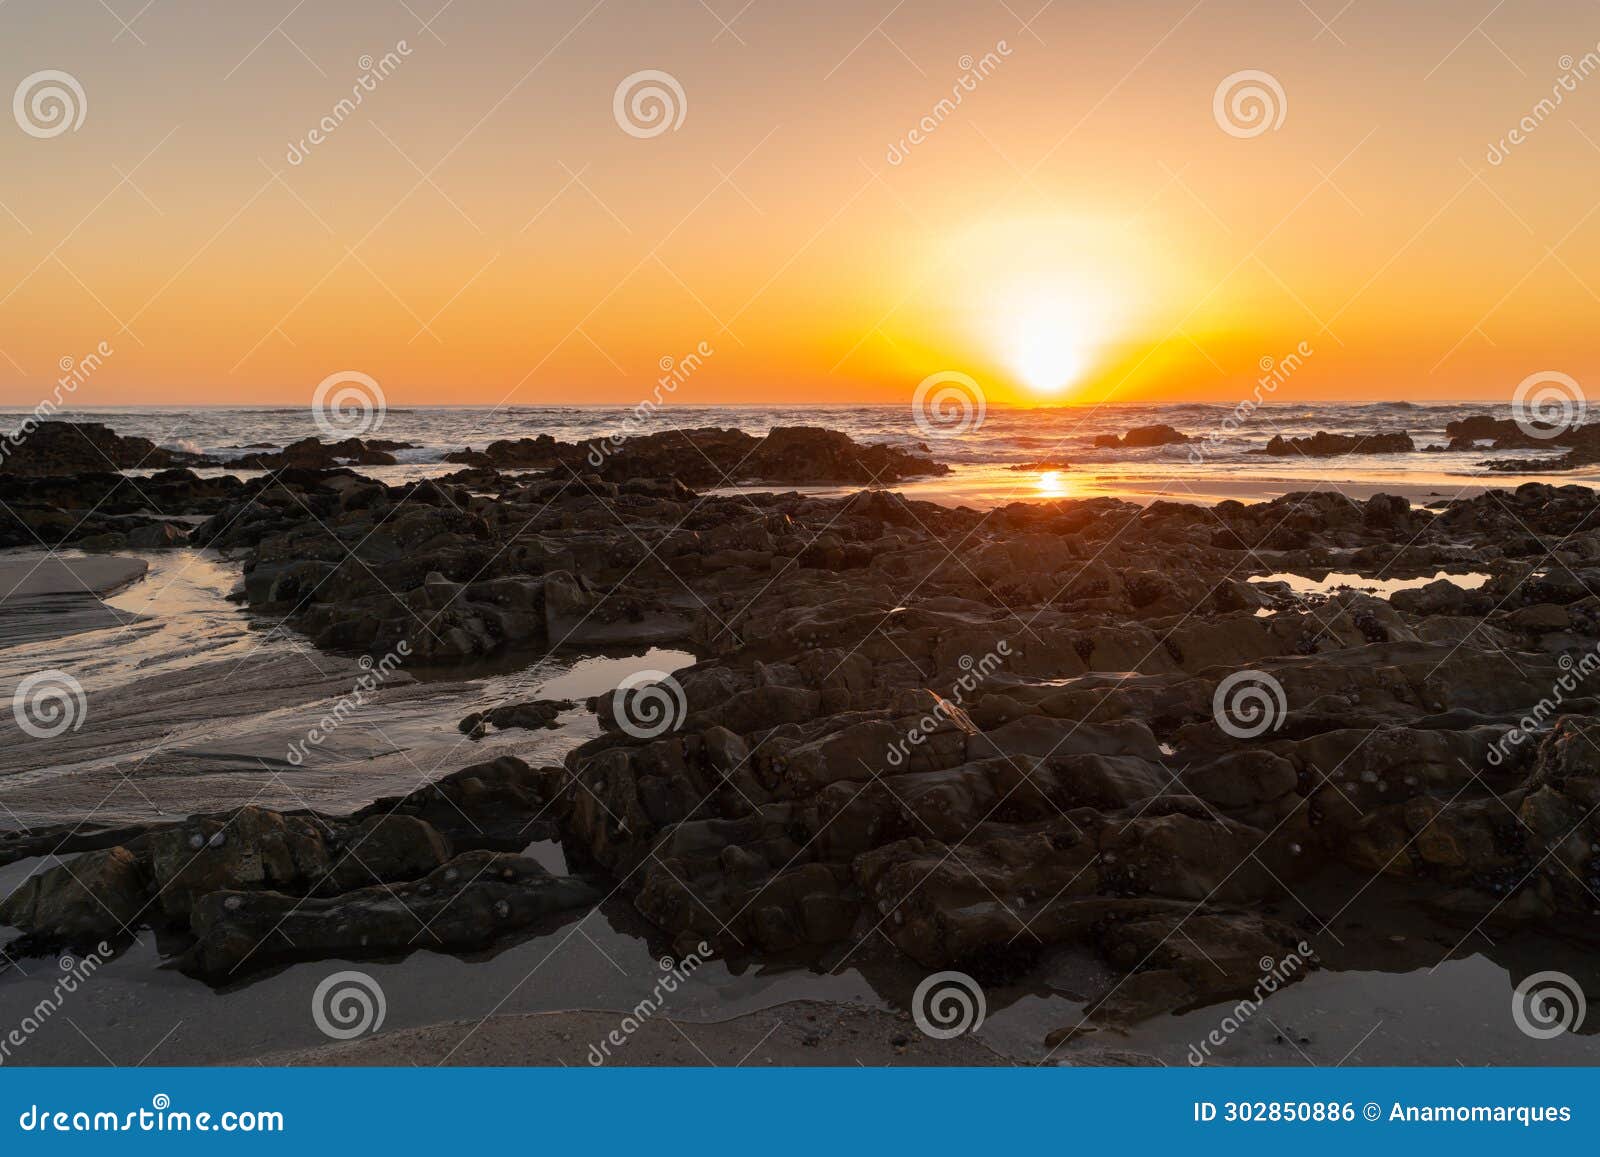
[272,1002,1011,1067]
[0,547,695,827]
[0,555,150,647]
[0,555,149,602]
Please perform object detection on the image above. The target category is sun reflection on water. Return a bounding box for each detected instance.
[1035,470,1071,499]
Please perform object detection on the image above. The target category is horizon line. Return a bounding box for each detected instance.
[3,397,1519,410]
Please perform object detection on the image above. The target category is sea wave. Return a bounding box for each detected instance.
[0,400,1547,475]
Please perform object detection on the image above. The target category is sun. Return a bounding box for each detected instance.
[935,214,1155,402]
[1002,286,1101,397]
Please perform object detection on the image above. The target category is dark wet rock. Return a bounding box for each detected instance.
[459,698,575,737]
[0,468,242,515]
[0,770,610,979]
[0,421,215,475]
[579,425,947,487]
[739,425,947,485]
[403,479,1600,1021]
[1093,424,1190,449]
[1480,423,1600,472]
[443,426,946,487]
[126,521,189,548]
[1447,415,1526,446]
[1445,415,1600,466]
[0,821,171,870]
[352,756,561,850]
[0,464,312,550]
[444,434,567,469]
[185,851,602,976]
[434,466,527,493]
[0,847,147,945]
[25,420,1600,1025]
[0,466,247,548]
[1260,430,1414,456]
[1046,908,1313,1037]
[1008,460,1073,471]
[145,808,452,918]
[1,806,452,948]
[233,436,406,469]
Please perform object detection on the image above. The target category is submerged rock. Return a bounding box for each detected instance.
[459,698,575,737]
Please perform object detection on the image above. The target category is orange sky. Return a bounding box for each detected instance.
[2,0,1598,408]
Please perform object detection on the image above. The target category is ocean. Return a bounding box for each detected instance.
[2,400,1587,506]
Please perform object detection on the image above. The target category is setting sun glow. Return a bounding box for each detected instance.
[1002,286,1102,396]
[942,215,1156,403]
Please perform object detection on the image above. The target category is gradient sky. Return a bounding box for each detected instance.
[2,0,1598,408]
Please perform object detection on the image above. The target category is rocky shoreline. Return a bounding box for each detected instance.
[5,418,1600,1048]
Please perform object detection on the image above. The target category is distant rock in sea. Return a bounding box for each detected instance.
[450,425,947,487]
[0,420,215,476]
[444,434,567,469]
[232,436,413,469]
[1092,424,1190,449]
[1259,430,1414,456]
